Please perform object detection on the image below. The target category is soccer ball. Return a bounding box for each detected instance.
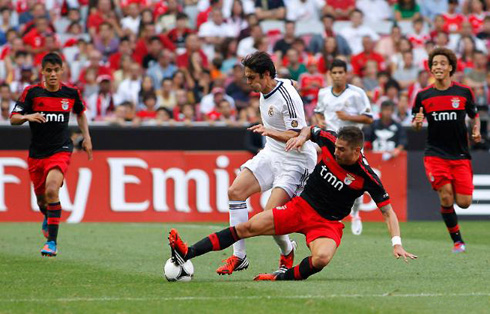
[164,258,194,282]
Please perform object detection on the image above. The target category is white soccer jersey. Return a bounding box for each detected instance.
[315,84,373,132]
[259,78,316,160]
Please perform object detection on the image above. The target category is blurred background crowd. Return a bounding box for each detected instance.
[0,0,488,138]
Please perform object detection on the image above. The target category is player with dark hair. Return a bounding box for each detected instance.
[413,47,481,253]
[215,51,317,275]
[10,52,93,257]
[168,126,416,281]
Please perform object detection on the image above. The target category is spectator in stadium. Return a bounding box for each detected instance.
[157,78,177,110]
[376,79,401,109]
[476,15,490,41]
[0,99,9,121]
[408,70,430,106]
[376,25,403,61]
[138,75,157,107]
[465,50,488,86]
[316,37,338,74]
[157,0,181,33]
[196,0,222,30]
[351,36,386,77]
[365,100,407,161]
[112,54,133,89]
[408,18,430,52]
[176,33,209,69]
[120,3,141,35]
[87,0,121,38]
[228,0,248,37]
[108,36,133,72]
[419,0,448,22]
[339,9,379,55]
[147,49,177,89]
[394,0,421,21]
[200,86,235,115]
[219,38,239,73]
[442,0,465,34]
[86,75,115,122]
[176,103,197,124]
[115,62,142,106]
[0,82,15,111]
[199,8,235,58]
[155,107,174,125]
[356,0,393,24]
[273,20,296,58]
[284,0,324,22]
[467,0,486,34]
[309,14,350,56]
[10,65,35,100]
[237,23,262,58]
[429,14,447,40]
[77,50,112,86]
[206,99,237,124]
[225,64,251,110]
[0,8,17,45]
[167,13,194,51]
[393,50,419,90]
[323,0,355,20]
[450,21,488,54]
[362,60,380,93]
[23,16,55,56]
[286,48,307,81]
[135,93,159,123]
[395,92,412,126]
[133,23,175,64]
[142,36,164,69]
[93,22,119,62]
[19,2,50,31]
[105,100,135,126]
[299,58,324,106]
[254,0,286,21]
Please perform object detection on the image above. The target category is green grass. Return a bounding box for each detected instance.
[1,221,490,314]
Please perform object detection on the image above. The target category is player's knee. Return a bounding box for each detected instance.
[37,200,47,209]
[456,199,472,209]
[311,252,332,269]
[45,184,59,201]
[439,191,454,206]
[228,186,245,201]
[235,222,253,238]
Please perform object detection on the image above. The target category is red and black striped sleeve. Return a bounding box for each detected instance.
[10,85,35,117]
[310,126,337,147]
[463,85,478,119]
[72,87,86,114]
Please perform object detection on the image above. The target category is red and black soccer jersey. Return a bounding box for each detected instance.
[413,82,478,160]
[300,127,390,221]
[11,82,86,158]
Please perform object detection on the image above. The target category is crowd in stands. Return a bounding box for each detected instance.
[0,0,488,141]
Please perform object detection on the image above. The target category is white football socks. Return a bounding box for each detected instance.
[273,234,293,256]
[229,201,248,259]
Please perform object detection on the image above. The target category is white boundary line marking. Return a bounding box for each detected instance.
[2,293,490,303]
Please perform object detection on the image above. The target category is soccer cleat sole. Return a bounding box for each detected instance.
[41,251,57,257]
[217,257,250,275]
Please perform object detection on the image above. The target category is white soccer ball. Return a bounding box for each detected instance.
[164,258,194,282]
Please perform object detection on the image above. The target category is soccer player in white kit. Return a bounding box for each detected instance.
[314,59,373,235]
[217,51,317,275]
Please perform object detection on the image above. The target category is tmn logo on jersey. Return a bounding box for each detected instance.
[320,165,344,191]
[432,111,457,121]
[40,112,65,122]
[61,99,70,110]
[451,98,460,109]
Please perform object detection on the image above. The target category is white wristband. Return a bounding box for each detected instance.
[391,236,402,247]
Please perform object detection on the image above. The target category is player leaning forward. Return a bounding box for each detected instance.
[412,47,481,253]
[10,53,92,256]
[215,51,317,275]
[168,126,416,281]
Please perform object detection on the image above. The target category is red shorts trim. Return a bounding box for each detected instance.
[273,197,345,247]
[28,152,71,196]
[423,156,473,195]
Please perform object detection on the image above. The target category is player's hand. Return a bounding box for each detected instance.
[472,124,481,143]
[393,245,417,263]
[82,137,93,161]
[413,107,424,127]
[248,124,267,135]
[335,111,350,121]
[25,113,46,123]
[285,135,306,152]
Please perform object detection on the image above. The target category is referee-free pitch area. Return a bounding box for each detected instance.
[1,222,489,313]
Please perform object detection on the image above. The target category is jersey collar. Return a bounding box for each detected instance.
[331,84,349,97]
[263,80,283,99]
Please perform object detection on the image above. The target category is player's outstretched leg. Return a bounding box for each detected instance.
[350,196,363,235]
[254,237,337,281]
[41,169,64,257]
[169,210,275,269]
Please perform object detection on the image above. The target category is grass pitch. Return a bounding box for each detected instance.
[1,221,489,313]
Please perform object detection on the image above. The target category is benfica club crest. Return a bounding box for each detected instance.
[61,99,69,110]
[451,98,460,109]
[344,174,355,185]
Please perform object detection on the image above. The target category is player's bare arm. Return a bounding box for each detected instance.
[76,113,93,161]
[248,124,299,143]
[10,113,46,125]
[380,204,417,262]
[285,126,312,152]
[412,107,424,131]
[470,116,481,143]
[335,111,373,124]
[314,113,326,128]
